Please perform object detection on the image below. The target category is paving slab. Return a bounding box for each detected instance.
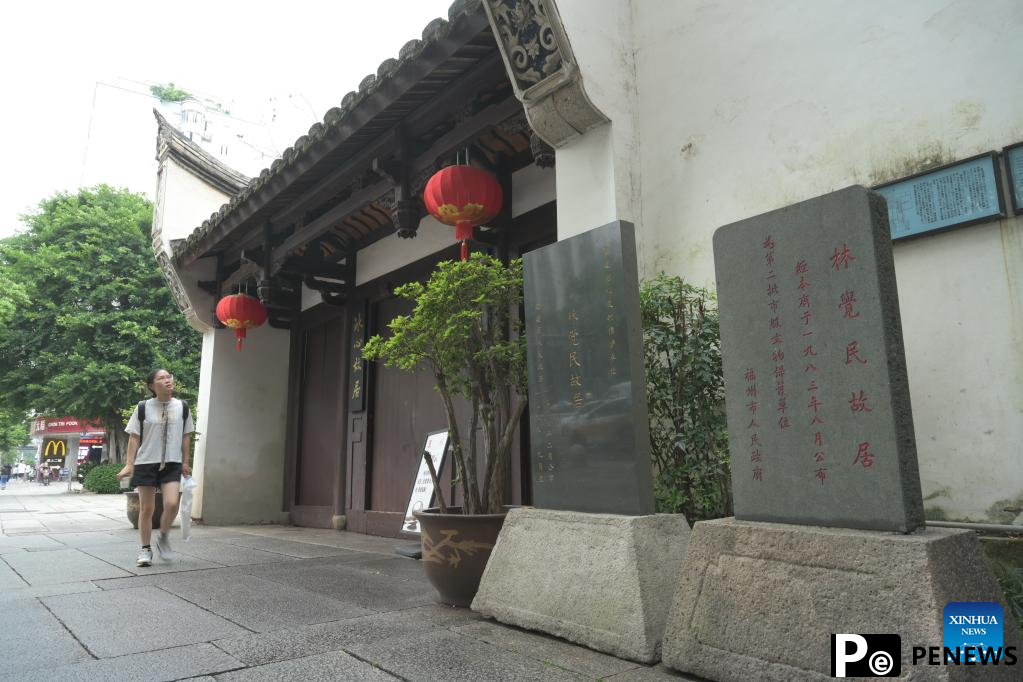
[221,525,399,555]
[0,598,93,674]
[212,650,399,681]
[4,547,132,585]
[212,607,473,667]
[0,580,100,603]
[48,531,136,548]
[350,627,590,682]
[171,538,302,567]
[0,533,64,553]
[240,559,434,611]
[454,620,641,678]
[42,585,250,657]
[77,540,224,575]
[93,565,252,592]
[603,665,699,680]
[209,535,362,558]
[0,558,28,588]
[1,519,46,532]
[154,570,376,632]
[0,643,242,682]
[342,554,430,582]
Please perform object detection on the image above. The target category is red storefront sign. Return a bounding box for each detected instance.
[31,417,104,436]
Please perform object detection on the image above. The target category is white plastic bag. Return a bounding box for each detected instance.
[179,475,199,542]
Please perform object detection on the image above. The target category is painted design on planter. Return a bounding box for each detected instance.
[421,528,494,567]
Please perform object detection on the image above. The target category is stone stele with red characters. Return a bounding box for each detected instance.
[713,185,925,533]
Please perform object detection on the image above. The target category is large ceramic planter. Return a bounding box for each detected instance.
[413,506,507,607]
[125,491,164,530]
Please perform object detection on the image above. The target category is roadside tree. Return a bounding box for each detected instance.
[0,185,200,462]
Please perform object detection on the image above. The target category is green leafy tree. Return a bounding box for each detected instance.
[0,185,201,462]
[150,82,190,102]
[363,254,528,515]
[0,409,29,466]
[640,273,731,522]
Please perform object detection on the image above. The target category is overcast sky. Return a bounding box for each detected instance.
[0,0,456,238]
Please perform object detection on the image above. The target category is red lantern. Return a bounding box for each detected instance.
[215,293,268,351]
[423,165,503,260]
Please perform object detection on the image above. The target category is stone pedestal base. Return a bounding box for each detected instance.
[471,507,690,662]
[662,518,1021,681]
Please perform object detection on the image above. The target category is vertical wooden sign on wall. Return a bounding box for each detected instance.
[348,299,368,412]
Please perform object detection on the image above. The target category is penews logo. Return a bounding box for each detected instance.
[831,634,901,677]
[942,602,1004,663]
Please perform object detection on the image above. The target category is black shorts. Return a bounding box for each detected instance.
[131,462,182,488]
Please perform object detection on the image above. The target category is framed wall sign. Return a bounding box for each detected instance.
[1004,142,1023,215]
[399,429,449,535]
[873,152,1005,240]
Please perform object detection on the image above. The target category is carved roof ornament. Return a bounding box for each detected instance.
[530,132,555,168]
[483,0,608,148]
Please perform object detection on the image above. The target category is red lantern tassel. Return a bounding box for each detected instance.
[235,328,246,351]
[455,220,473,261]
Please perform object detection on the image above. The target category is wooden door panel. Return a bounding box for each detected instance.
[296,315,344,508]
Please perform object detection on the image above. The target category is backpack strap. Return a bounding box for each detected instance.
[137,400,147,441]
[181,400,189,435]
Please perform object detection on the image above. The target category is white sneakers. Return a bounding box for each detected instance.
[154,531,176,562]
[137,532,176,568]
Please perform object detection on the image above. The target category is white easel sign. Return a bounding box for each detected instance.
[400,429,449,534]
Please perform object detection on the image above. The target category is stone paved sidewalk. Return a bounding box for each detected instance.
[0,483,694,681]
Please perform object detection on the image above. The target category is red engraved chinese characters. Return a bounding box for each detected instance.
[845,340,867,365]
[831,243,856,270]
[849,390,873,413]
[839,290,860,319]
[796,254,825,482]
[853,441,875,469]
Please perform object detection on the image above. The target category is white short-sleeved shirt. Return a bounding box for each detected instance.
[125,398,195,466]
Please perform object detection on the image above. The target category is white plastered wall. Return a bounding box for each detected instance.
[152,159,223,332]
[192,325,289,524]
[156,155,290,523]
[552,0,643,252]
[554,0,1023,521]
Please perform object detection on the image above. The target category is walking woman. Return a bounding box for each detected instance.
[117,369,194,567]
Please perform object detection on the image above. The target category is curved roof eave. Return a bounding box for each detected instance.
[172,0,491,267]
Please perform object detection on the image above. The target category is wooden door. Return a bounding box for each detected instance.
[292,310,346,527]
[369,296,454,514]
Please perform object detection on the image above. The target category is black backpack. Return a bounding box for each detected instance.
[137,399,189,440]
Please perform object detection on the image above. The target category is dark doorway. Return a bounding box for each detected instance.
[291,307,347,527]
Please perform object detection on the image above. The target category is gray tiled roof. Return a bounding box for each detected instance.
[172,0,487,265]
[154,110,250,196]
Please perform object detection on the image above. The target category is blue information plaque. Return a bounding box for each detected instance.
[874,153,1004,240]
[1004,142,1023,215]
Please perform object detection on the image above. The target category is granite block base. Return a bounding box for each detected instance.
[662,518,1021,681]
[471,507,690,662]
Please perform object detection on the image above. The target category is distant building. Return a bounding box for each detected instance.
[80,79,283,199]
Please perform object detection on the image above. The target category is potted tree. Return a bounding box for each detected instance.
[362,253,528,606]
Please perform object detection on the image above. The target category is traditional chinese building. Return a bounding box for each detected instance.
[156,0,1023,530]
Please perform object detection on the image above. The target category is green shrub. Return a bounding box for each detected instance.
[640,273,731,522]
[83,463,123,494]
[990,557,1023,633]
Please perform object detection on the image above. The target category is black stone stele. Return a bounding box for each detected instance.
[713,186,925,532]
[523,220,654,516]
